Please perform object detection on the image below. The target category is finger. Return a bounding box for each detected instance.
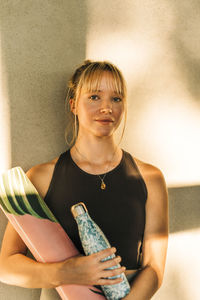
[94,247,116,261]
[98,276,123,286]
[101,266,126,279]
[101,255,121,269]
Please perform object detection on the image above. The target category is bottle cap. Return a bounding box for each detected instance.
[71,202,88,218]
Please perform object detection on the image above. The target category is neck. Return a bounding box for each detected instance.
[71,135,120,165]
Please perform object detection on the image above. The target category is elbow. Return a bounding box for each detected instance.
[156,273,163,290]
[0,258,9,285]
[0,255,23,287]
[141,263,163,292]
[146,264,164,290]
[0,271,4,284]
[157,272,164,289]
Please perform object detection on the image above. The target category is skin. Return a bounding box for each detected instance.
[0,72,168,299]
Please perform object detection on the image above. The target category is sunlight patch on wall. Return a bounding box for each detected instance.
[131,94,200,187]
[153,228,200,300]
[0,34,11,173]
[86,32,161,79]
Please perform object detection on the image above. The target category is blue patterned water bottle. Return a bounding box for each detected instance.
[71,202,130,300]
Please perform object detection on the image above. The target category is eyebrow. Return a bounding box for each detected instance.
[87,89,121,95]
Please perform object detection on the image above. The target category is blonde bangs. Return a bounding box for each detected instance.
[76,62,127,100]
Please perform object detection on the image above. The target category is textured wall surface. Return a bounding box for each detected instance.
[0,1,87,299]
[0,1,199,299]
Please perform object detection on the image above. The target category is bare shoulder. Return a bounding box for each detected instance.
[26,156,59,199]
[133,156,163,180]
[132,156,168,202]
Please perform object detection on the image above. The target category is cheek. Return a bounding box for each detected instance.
[77,102,96,122]
[114,105,124,119]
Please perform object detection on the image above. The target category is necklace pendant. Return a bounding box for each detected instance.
[101,181,106,190]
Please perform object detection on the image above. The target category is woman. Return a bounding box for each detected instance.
[0,60,168,300]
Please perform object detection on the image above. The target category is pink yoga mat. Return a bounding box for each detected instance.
[0,167,106,300]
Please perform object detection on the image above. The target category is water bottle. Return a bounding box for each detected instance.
[71,202,130,300]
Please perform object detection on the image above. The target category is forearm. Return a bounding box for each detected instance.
[124,266,159,300]
[0,253,59,289]
[0,248,124,289]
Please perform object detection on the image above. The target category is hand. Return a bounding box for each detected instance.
[56,247,126,286]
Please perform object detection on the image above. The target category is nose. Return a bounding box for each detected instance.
[99,99,112,114]
[100,107,112,114]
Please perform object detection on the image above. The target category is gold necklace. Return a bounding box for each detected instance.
[74,145,118,190]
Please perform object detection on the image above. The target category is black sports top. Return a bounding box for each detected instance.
[44,148,148,269]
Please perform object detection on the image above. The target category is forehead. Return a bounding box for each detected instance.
[81,71,123,95]
[96,73,116,91]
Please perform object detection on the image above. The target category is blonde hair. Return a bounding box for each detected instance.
[65,60,127,147]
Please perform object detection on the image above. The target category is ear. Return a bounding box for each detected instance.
[69,98,77,115]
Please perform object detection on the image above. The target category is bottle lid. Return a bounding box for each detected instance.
[71,202,88,218]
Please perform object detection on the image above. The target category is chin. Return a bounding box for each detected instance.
[94,130,114,138]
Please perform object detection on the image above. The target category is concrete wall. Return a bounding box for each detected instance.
[0,1,87,299]
[0,1,199,299]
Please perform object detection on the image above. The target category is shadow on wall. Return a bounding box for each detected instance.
[170,0,200,102]
[168,185,200,233]
[0,1,87,299]
[0,1,87,170]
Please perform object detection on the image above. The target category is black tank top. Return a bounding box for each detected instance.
[44,148,147,269]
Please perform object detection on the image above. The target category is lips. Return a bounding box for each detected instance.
[95,118,114,122]
[95,119,114,125]
[97,120,113,123]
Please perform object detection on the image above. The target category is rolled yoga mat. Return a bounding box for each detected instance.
[0,167,106,300]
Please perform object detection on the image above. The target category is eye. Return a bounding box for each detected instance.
[113,97,122,102]
[89,94,99,101]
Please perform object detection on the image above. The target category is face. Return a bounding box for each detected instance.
[70,72,125,139]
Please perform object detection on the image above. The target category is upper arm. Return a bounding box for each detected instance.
[0,221,28,261]
[26,162,55,199]
[141,166,169,286]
